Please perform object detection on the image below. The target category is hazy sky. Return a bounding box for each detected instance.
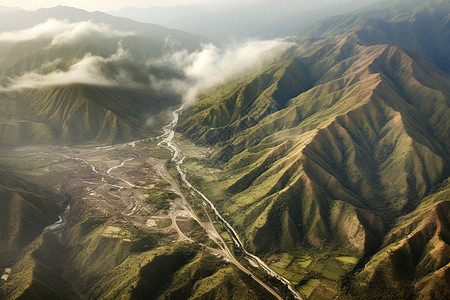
[0,0,253,11]
[0,0,356,12]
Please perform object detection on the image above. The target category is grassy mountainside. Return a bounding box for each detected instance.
[177,0,450,298]
[0,170,60,266]
[180,38,450,254]
[0,85,180,145]
[0,187,275,300]
[346,181,450,299]
[0,232,79,300]
[0,7,202,146]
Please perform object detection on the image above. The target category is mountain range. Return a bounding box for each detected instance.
[0,0,449,299]
[0,6,204,146]
[177,0,450,298]
[110,0,379,44]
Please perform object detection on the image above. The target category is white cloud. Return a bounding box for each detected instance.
[0,19,137,91]
[38,58,63,70]
[0,44,134,90]
[0,19,64,41]
[0,19,293,105]
[151,39,294,105]
[0,19,134,45]
[51,20,134,46]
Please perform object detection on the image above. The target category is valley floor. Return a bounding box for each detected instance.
[1,110,448,300]
[0,135,298,299]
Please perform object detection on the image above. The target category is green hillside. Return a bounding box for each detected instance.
[0,0,449,299]
[0,84,180,145]
[0,169,60,266]
[0,186,275,300]
[180,38,449,252]
[0,232,79,300]
[346,180,450,299]
[0,6,203,146]
[177,0,450,298]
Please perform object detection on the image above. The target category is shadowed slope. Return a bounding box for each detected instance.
[178,14,450,297]
[347,181,450,299]
[0,170,60,266]
[302,0,450,73]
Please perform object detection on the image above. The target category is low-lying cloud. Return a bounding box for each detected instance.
[151,39,294,105]
[0,18,294,105]
[0,44,135,91]
[0,19,134,45]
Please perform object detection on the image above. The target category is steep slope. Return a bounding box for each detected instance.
[346,181,450,299]
[177,1,450,298]
[0,169,60,266]
[180,40,450,256]
[0,232,79,300]
[0,84,180,145]
[0,7,203,146]
[303,0,450,73]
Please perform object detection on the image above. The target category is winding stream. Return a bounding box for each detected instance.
[63,155,136,188]
[45,204,71,232]
[159,106,303,300]
[107,158,135,174]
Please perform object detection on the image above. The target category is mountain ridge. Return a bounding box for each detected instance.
[0,7,204,146]
[176,1,450,297]
[0,0,449,299]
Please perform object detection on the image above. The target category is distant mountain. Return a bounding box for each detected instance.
[108,6,209,26]
[178,0,450,298]
[0,6,204,50]
[162,0,379,44]
[0,6,204,146]
[302,0,450,73]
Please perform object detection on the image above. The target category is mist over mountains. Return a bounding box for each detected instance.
[0,5,300,146]
[110,0,379,44]
[0,0,449,299]
[0,6,209,145]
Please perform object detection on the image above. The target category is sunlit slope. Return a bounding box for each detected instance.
[178,1,450,294]
[178,35,450,260]
[0,84,179,145]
